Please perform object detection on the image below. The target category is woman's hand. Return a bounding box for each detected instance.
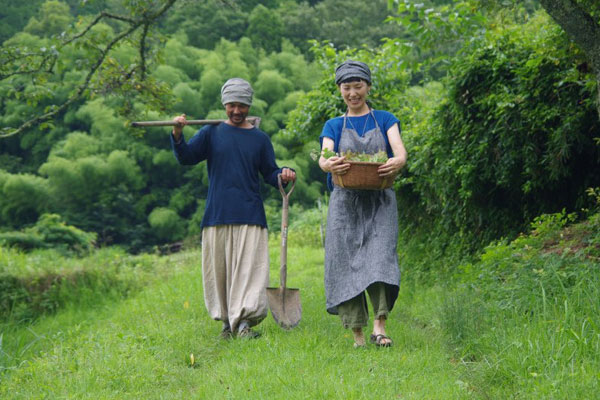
[319,137,350,175]
[172,114,187,142]
[377,156,406,177]
[320,155,350,175]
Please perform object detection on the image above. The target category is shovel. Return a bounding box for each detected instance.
[130,117,261,128]
[267,174,301,329]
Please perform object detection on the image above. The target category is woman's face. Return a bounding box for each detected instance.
[339,80,370,113]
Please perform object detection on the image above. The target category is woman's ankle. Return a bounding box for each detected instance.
[352,327,366,346]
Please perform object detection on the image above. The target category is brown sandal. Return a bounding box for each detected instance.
[370,334,393,347]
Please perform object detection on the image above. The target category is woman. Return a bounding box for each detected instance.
[318,60,407,348]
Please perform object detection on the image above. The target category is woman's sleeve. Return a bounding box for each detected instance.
[383,111,401,135]
[320,120,337,151]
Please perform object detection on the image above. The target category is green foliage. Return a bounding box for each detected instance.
[0,246,162,323]
[29,213,96,252]
[164,0,248,50]
[389,0,486,64]
[303,0,401,52]
[148,207,185,242]
[0,0,45,42]
[246,4,284,53]
[0,213,96,254]
[437,210,600,396]
[399,13,600,246]
[254,69,293,105]
[38,150,145,245]
[0,171,50,227]
[23,0,73,37]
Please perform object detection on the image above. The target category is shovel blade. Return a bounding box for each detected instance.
[266,287,301,329]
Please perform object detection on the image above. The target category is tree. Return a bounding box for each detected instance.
[23,0,73,37]
[164,0,247,49]
[538,0,600,118]
[246,4,283,53]
[0,0,179,139]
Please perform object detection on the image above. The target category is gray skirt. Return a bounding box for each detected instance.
[324,187,400,314]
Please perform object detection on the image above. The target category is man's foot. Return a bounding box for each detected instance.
[220,322,233,339]
[237,320,261,339]
[238,327,261,339]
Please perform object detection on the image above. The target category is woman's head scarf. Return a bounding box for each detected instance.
[335,60,372,85]
[221,78,254,106]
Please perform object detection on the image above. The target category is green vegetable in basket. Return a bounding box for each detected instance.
[340,151,388,163]
[311,149,388,163]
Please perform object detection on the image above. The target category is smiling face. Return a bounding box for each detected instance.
[339,79,370,115]
[224,102,250,126]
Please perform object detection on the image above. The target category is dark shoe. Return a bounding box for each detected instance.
[237,320,260,339]
[220,322,233,340]
[370,334,393,347]
[238,327,261,339]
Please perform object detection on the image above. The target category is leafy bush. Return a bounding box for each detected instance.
[0,246,168,323]
[148,207,185,242]
[400,13,600,248]
[0,213,96,254]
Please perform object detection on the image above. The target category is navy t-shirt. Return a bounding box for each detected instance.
[171,123,283,229]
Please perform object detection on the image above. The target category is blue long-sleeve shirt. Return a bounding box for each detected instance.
[171,123,284,229]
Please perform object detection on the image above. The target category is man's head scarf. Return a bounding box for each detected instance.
[335,60,372,85]
[221,78,253,106]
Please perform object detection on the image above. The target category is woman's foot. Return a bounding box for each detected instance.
[371,317,392,347]
[352,327,366,348]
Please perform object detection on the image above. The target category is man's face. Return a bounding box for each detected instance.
[225,102,250,126]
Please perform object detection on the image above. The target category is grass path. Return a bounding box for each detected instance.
[0,247,471,399]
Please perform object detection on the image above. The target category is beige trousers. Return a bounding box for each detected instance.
[201,225,269,330]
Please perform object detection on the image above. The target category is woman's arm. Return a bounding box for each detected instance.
[378,123,407,177]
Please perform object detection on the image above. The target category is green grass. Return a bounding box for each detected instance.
[2,210,599,398]
[0,245,469,399]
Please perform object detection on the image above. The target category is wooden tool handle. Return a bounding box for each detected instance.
[130,117,261,128]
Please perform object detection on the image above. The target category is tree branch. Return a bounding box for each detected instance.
[0,51,57,80]
[62,12,136,47]
[0,0,178,139]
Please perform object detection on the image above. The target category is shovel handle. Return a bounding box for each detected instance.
[130,117,261,128]
[277,174,295,289]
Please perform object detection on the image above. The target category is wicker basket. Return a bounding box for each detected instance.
[332,161,394,190]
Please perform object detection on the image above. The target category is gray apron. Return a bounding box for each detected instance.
[324,109,400,314]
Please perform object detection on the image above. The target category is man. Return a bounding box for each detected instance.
[171,78,296,339]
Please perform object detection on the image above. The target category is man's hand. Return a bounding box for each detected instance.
[172,114,187,142]
[281,167,296,183]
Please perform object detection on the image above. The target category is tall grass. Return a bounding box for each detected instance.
[438,212,600,398]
